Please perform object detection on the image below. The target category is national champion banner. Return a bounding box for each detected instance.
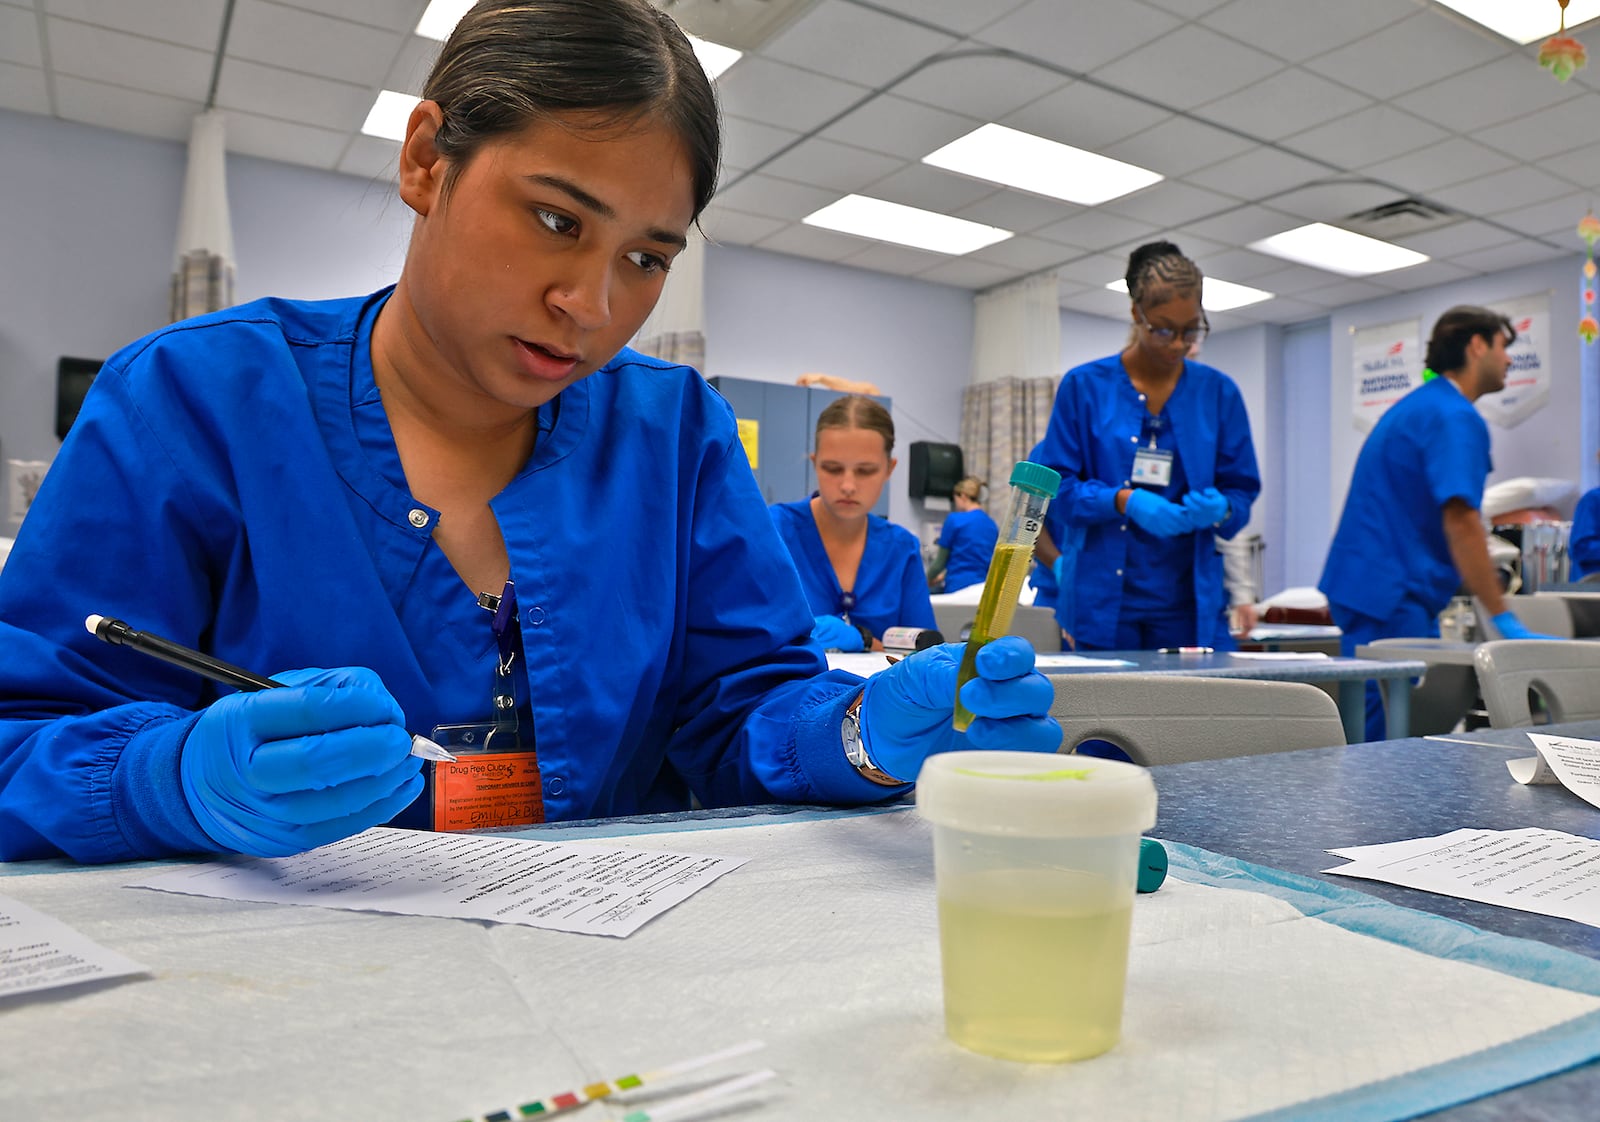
[1475,292,1551,429]
[1351,319,1422,432]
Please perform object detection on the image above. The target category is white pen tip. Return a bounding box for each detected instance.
[85,614,104,636]
[410,735,457,763]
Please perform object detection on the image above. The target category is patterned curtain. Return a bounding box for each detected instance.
[170,111,235,323]
[959,377,1057,519]
[633,230,706,370]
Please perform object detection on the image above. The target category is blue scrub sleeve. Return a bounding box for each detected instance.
[1423,407,1491,511]
[937,517,956,549]
[1038,376,1124,525]
[1572,491,1600,575]
[1210,382,1262,541]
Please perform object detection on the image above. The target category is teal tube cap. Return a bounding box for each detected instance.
[1137,837,1168,893]
[1009,460,1062,498]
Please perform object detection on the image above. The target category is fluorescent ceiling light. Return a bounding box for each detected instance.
[1248,222,1429,277]
[922,123,1162,206]
[415,0,474,40]
[1432,0,1600,44]
[689,35,742,80]
[803,195,1012,255]
[362,90,421,142]
[1107,277,1274,312]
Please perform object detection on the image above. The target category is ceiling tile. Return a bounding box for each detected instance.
[382,34,437,94]
[760,137,906,194]
[1475,92,1600,162]
[715,56,871,134]
[1184,204,1305,246]
[224,109,348,169]
[954,189,1077,236]
[1303,12,1505,100]
[1035,210,1159,252]
[1429,165,1575,216]
[967,234,1075,272]
[0,61,49,115]
[762,0,957,87]
[1250,263,1352,296]
[270,0,430,33]
[893,53,1067,121]
[47,17,213,102]
[229,0,402,88]
[1359,137,1518,196]
[865,163,997,214]
[1281,104,1446,168]
[1139,0,1231,16]
[711,173,839,221]
[1059,285,1139,317]
[1100,114,1257,178]
[1395,56,1585,133]
[215,58,374,132]
[1001,80,1172,152]
[1448,240,1567,274]
[1184,146,1328,200]
[917,256,1025,289]
[839,242,952,276]
[1299,278,1398,307]
[336,133,400,180]
[1542,144,1600,191]
[1198,245,1301,282]
[53,72,198,141]
[755,223,876,264]
[698,206,788,247]
[856,0,1030,37]
[0,6,41,67]
[720,114,803,175]
[1269,179,1423,225]
[1374,259,1473,291]
[1201,0,1411,63]
[1393,219,1517,258]
[976,0,1181,73]
[1244,295,1324,321]
[1053,252,1125,286]
[1092,24,1284,107]
[1196,67,1372,142]
[1487,192,1594,241]
[818,93,978,163]
[44,0,225,52]
[1102,180,1241,228]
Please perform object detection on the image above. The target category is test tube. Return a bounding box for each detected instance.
[952,460,1062,732]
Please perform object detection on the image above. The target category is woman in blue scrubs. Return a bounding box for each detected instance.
[770,396,936,651]
[0,0,1059,864]
[927,477,999,594]
[1033,241,1260,651]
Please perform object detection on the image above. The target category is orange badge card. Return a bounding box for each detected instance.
[432,752,545,832]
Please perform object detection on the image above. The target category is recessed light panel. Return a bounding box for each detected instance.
[1107,277,1274,312]
[1249,223,1429,277]
[689,36,742,79]
[1432,0,1600,44]
[361,90,421,142]
[803,195,1013,255]
[923,124,1163,206]
[415,0,475,40]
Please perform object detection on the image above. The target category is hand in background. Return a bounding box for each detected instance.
[179,666,424,858]
[1490,611,1558,641]
[860,636,1061,782]
[1182,486,1230,529]
[812,614,865,652]
[1125,489,1192,537]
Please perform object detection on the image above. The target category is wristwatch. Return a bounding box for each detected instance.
[842,690,905,787]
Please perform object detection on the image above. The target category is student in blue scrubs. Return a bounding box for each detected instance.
[770,396,936,651]
[0,0,1060,865]
[1571,485,1600,579]
[927,477,999,594]
[1033,242,1260,651]
[1321,305,1551,740]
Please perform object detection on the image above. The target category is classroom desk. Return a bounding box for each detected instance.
[1045,649,1425,744]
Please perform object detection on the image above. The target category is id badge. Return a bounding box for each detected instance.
[1131,446,1174,488]
[428,721,544,832]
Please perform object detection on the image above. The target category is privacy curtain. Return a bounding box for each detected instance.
[633,230,706,370]
[170,110,235,323]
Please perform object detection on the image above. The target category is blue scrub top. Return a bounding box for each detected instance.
[1320,377,1492,624]
[0,290,895,863]
[936,508,999,593]
[1032,353,1259,649]
[1571,487,1600,579]
[1121,397,1195,617]
[769,500,935,639]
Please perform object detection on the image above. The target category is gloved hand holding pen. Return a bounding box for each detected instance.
[179,666,425,858]
[859,636,1061,783]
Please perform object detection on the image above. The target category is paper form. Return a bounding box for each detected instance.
[0,892,146,999]
[1225,651,1331,661]
[128,827,747,938]
[1325,827,1600,927]
[1508,734,1600,810]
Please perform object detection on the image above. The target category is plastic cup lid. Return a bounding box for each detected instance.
[915,750,1157,837]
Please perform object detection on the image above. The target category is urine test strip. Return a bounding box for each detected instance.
[617,1068,778,1122]
[461,1039,765,1122]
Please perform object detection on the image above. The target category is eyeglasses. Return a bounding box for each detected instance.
[1135,307,1210,346]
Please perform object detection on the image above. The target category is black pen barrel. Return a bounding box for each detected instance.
[121,627,280,693]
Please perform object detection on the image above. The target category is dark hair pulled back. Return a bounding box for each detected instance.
[815,395,895,456]
[1125,240,1203,307]
[1425,305,1516,374]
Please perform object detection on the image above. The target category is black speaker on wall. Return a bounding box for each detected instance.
[908,441,964,500]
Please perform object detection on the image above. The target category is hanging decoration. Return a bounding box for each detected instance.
[1539,0,1588,83]
[1580,211,1600,345]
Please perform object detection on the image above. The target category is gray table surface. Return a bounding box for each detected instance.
[1357,640,1480,666]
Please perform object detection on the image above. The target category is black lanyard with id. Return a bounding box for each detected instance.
[1130,415,1174,490]
[427,579,545,831]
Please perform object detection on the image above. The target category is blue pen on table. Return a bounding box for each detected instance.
[84,614,456,762]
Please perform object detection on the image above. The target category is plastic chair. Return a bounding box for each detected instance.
[1051,673,1346,766]
[1361,637,1479,737]
[932,602,1063,653]
[1473,639,1600,728]
[1474,596,1574,639]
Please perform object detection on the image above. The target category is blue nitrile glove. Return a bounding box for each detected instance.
[1052,555,1065,585]
[1124,489,1192,537]
[179,666,425,858]
[1491,611,1557,641]
[860,635,1061,782]
[812,614,865,652]
[1182,486,1230,528]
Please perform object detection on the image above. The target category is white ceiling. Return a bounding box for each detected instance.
[5,0,1600,329]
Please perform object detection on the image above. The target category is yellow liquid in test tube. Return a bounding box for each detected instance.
[938,869,1132,1062]
[951,542,1034,731]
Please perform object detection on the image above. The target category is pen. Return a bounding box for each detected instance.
[84,614,456,762]
[1157,646,1214,654]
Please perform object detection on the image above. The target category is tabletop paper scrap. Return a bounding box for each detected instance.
[827,651,1135,676]
[127,827,746,938]
[1325,827,1600,927]
[0,891,146,1000]
[824,652,896,677]
[1033,652,1135,668]
[1225,650,1332,661]
[1509,733,1600,809]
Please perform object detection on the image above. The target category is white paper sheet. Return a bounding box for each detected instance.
[0,891,146,999]
[1325,826,1600,927]
[1509,734,1600,809]
[825,651,897,676]
[128,827,746,938]
[1034,652,1136,668]
[826,651,1135,676]
[1225,651,1332,661]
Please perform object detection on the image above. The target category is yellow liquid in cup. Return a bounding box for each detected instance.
[952,542,1035,731]
[938,868,1132,1062]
